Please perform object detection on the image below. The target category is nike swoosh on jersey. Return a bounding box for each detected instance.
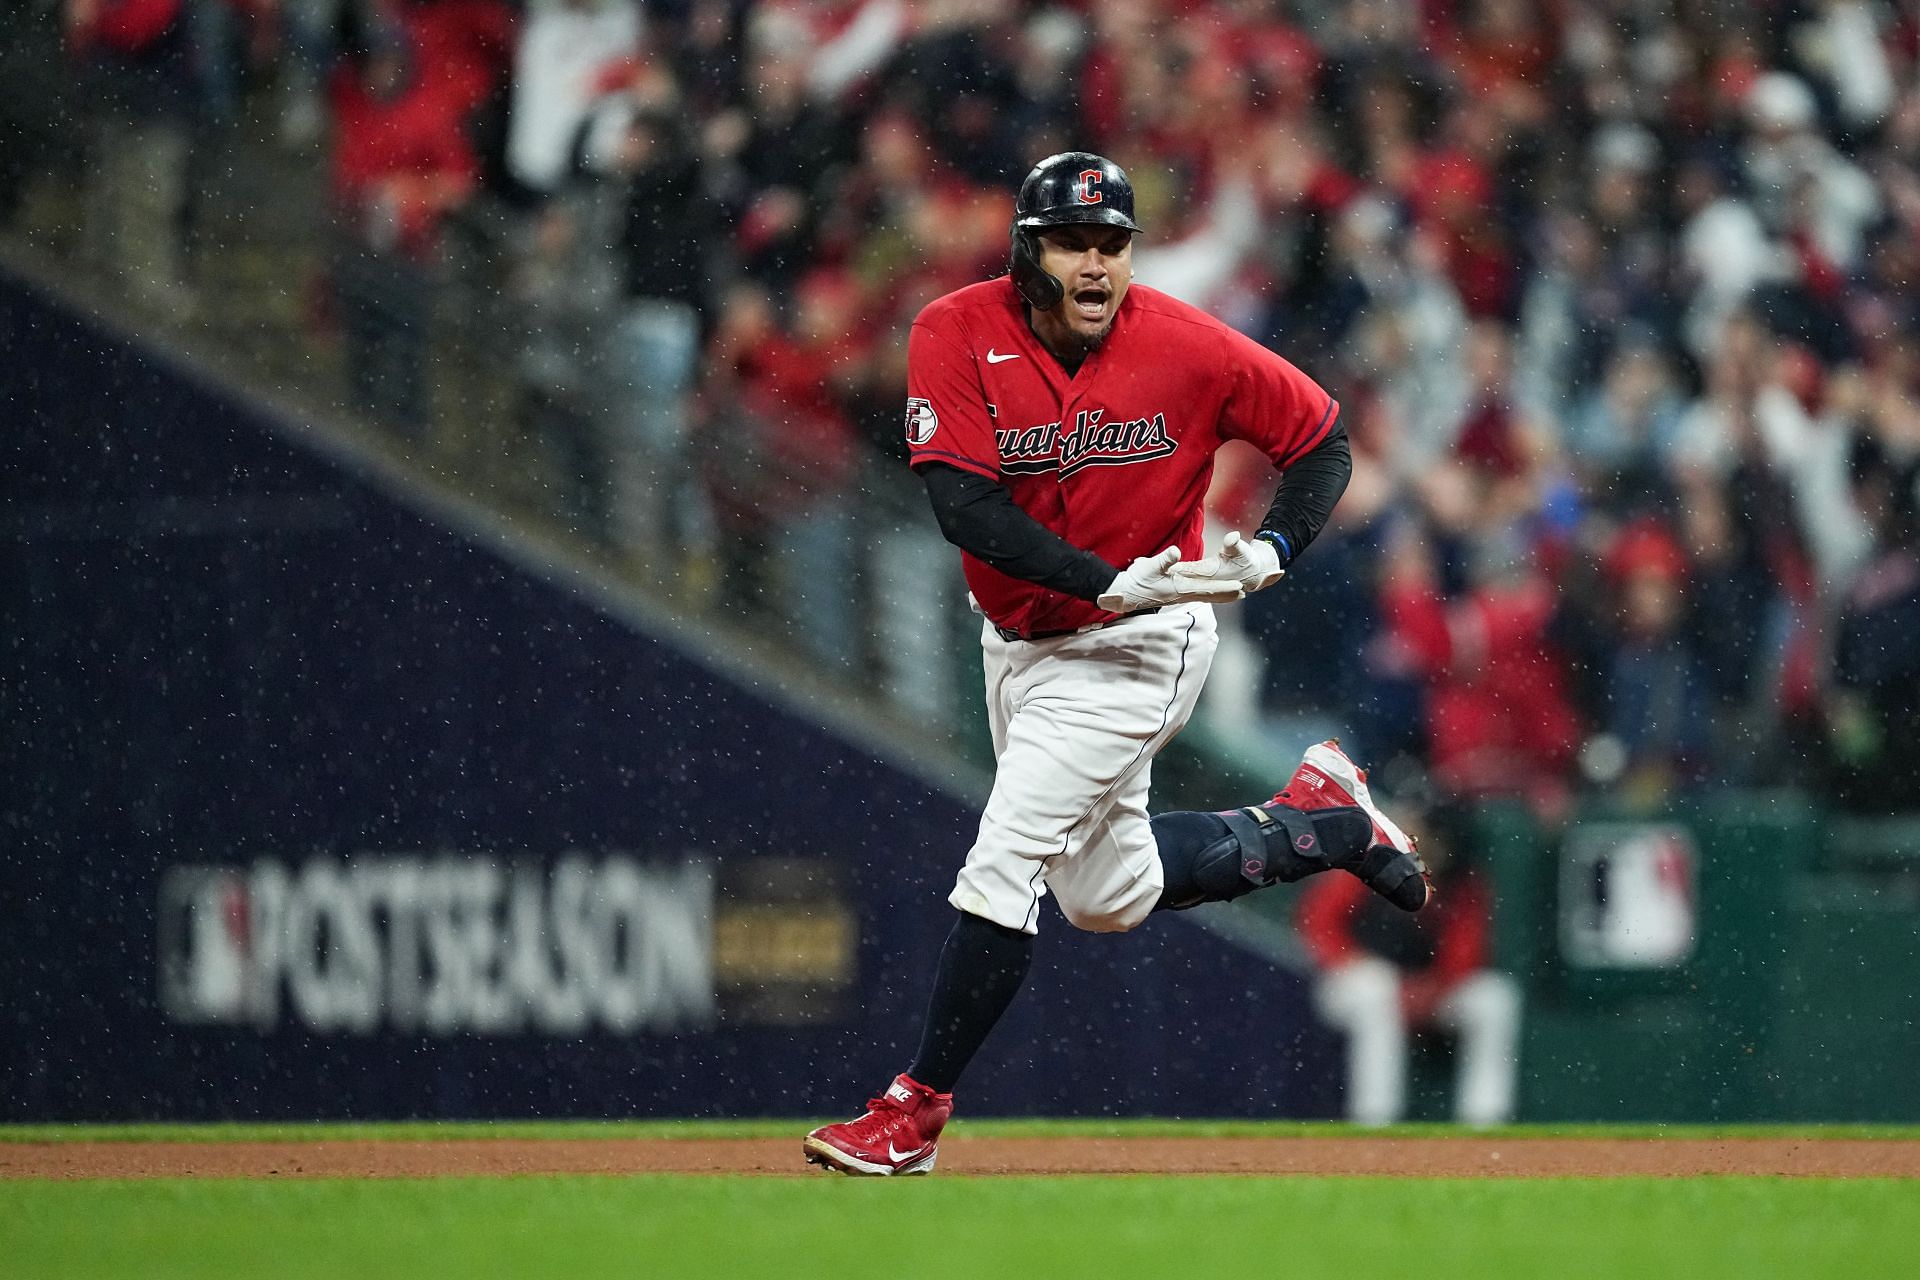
[986,350,1020,363]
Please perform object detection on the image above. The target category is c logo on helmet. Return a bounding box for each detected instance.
[1075,169,1103,204]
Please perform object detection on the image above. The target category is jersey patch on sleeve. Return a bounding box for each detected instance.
[904,397,939,445]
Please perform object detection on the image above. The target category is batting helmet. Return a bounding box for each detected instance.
[1008,152,1142,310]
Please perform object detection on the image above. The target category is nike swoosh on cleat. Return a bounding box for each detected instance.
[888,1141,929,1162]
[986,350,1020,363]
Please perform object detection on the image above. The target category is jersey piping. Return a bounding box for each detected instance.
[1276,398,1340,469]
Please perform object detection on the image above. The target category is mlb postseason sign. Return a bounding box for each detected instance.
[157,856,715,1036]
[155,853,859,1039]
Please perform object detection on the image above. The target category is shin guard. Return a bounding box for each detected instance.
[1153,805,1371,911]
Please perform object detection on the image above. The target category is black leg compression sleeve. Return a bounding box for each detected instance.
[1150,812,1248,910]
[1152,806,1372,912]
[907,911,1035,1094]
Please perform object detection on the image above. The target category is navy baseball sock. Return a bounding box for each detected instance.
[907,910,1034,1094]
[1151,807,1372,911]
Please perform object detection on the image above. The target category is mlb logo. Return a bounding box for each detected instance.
[157,866,255,1024]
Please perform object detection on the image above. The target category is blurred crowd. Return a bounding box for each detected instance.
[45,0,1920,813]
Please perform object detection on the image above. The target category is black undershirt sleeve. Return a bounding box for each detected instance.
[1257,419,1352,566]
[916,419,1348,599]
[918,464,1119,603]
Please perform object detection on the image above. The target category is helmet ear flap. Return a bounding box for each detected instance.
[1009,226,1064,310]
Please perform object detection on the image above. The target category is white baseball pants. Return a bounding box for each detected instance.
[1313,957,1523,1126]
[951,604,1218,935]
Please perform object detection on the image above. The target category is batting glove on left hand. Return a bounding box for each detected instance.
[1098,547,1246,613]
[1213,530,1286,592]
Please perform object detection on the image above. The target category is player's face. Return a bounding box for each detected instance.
[1034,223,1134,348]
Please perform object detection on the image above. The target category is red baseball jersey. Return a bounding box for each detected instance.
[905,277,1339,636]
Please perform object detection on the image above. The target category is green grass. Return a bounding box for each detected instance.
[4,1175,1917,1279]
[8,1119,1920,1143]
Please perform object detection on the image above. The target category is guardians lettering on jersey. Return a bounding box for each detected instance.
[903,278,1339,636]
[997,409,1176,477]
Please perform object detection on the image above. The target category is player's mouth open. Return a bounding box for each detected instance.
[1072,288,1108,319]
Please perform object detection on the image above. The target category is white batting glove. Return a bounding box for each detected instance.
[1098,547,1246,614]
[1216,530,1286,592]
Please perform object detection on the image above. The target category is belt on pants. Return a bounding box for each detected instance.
[994,606,1160,644]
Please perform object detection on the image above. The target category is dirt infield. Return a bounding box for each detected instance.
[7,1136,1919,1180]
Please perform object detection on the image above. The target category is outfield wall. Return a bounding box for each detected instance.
[0,269,1339,1122]
[1477,802,1920,1124]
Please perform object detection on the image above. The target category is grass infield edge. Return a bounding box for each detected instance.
[5,1120,1920,1144]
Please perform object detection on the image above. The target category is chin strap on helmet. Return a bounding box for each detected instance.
[1009,225,1064,310]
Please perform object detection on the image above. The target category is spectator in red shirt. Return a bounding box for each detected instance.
[1297,800,1520,1126]
[329,30,477,260]
[326,27,478,431]
[698,276,862,668]
[1378,518,1582,809]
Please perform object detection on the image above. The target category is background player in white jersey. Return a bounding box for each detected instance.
[805,152,1431,1176]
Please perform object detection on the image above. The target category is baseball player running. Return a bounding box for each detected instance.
[805,152,1431,1176]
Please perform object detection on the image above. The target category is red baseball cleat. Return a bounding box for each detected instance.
[1275,740,1433,912]
[804,1074,952,1176]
